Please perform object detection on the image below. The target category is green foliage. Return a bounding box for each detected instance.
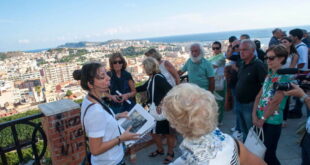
[0,110,51,165]
[2,141,47,165]
[74,99,83,104]
[135,81,145,87]
[0,110,40,123]
[59,49,88,63]
[65,90,73,96]
[0,52,7,60]
[37,59,47,66]
[121,46,148,57]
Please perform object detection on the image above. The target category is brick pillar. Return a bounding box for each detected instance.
[39,99,86,165]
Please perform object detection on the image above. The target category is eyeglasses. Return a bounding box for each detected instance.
[212,47,220,50]
[265,56,277,61]
[113,60,123,65]
[232,45,239,49]
[281,41,289,44]
[95,74,105,80]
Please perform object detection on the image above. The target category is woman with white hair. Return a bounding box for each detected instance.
[162,83,266,165]
[136,57,176,164]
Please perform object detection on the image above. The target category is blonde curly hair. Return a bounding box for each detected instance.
[162,83,218,139]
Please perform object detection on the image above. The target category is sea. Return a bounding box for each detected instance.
[144,25,310,47]
[25,25,310,52]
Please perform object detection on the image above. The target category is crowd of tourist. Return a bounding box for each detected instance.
[74,27,310,165]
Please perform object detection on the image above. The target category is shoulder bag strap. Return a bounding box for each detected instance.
[152,75,156,103]
[82,103,95,164]
[88,94,123,146]
[88,93,114,116]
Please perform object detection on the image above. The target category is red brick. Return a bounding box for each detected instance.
[70,109,81,116]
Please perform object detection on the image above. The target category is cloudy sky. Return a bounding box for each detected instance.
[0,0,309,51]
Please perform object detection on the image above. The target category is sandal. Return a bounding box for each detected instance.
[149,150,164,157]
[163,152,174,164]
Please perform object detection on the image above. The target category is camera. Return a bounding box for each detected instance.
[273,82,293,91]
[276,68,310,91]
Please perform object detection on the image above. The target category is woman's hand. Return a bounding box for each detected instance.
[119,126,141,141]
[156,105,162,114]
[256,119,265,128]
[116,111,129,120]
[252,114,259,126]
[120,93,130,102]
[110,95,123,103]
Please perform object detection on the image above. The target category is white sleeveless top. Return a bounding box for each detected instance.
[159,60,176,86]
[170,128,240,165]
[281,53,295,69]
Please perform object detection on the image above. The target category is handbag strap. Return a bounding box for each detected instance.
[87,93,123,146]
[254,126,265,142]
[88,93,114,117]
[82,103,95,164]
[151,74,156,103]
[147,74,164,104]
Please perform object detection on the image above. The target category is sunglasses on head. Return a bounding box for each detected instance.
[212,47,220,50]
[265,56,277,61]
[113,60,123,64]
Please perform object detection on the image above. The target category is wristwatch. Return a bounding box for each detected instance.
[261,116,265,120]
[300,94,308,103]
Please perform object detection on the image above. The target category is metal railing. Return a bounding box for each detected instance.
[0,113,47,165]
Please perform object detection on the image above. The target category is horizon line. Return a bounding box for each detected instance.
[2,24,310,53]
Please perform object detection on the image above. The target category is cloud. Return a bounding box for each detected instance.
[18,39,30,44]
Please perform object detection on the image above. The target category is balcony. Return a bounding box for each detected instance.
[0,112,48,165]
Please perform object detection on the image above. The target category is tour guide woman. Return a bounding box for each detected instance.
[74,62,140,165]
[252,44,290,165]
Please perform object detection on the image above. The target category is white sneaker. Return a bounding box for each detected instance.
[230,127,236,132]
[232,131,243,141]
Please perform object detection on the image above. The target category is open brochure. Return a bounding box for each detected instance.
[118,104,156,147]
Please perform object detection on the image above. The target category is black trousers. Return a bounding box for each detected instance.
[263,123,282,165]
[301,132,310,165]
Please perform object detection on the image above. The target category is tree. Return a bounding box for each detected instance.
[66,90,73,96]
[35,86,42,96]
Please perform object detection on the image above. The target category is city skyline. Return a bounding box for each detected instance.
[1,0,310,52]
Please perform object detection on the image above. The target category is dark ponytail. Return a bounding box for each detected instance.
[73,69,82,80]
[73,62,103,91]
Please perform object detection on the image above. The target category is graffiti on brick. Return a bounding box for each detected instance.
[61,141,84,156]
[53,114,85,156]
[55,115,80,132]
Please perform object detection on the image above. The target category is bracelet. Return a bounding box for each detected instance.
[261,116,265,120]
[300,94,308,103]
[117,136,121,145]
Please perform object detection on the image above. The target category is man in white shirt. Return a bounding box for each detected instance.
[289,28,308,70]
[289,28,309,119]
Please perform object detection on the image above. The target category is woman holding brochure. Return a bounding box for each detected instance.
[106,52,137,114]
[73,62,140,165]
[136,57,176,164]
